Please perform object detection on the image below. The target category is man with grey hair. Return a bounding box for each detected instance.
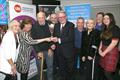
[31,11,54,80]
[74,17,85,72]
[52,11,75,80]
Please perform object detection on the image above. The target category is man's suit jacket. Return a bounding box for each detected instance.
[53,21,75,58]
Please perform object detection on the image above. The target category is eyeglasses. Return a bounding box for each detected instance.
[58,16,66,19]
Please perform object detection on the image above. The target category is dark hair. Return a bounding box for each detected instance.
[101,13,116,40]
[105,13,116,26]
[20,18,32,29]
[77,17,85,22]
[96,12,104,17]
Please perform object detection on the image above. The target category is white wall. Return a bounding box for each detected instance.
[60,0,120,7]
[91,4,120,27]
[8,0,32,4]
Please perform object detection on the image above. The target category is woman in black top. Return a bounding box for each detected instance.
[81,19,101,80]
[16,18,51,80]
[99,13,120,80]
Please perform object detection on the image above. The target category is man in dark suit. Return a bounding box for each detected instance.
[52,11,75,80]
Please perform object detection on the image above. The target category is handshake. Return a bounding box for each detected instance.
[45,37,59,43]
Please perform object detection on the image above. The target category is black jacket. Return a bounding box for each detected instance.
[31,21,51,53]
[81,29,101,58]
[53,21,75,58]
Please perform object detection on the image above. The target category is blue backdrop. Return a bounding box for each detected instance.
[65,4,91,22]
[0,0,8,25]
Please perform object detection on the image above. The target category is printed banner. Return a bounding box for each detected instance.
[65,4,91,25]
[0,0,8,25]
[8,1,36,23]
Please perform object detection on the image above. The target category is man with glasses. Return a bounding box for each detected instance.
[52,11,75,80]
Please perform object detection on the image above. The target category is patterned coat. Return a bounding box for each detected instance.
[16,31,39,73]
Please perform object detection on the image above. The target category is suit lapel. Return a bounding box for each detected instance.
[61,22,68,34]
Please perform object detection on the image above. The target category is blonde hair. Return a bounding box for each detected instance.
[8,20,19,30]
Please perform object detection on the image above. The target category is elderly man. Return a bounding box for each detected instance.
[31,11,54,80]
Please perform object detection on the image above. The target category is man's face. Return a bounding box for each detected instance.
[96,14,103,23]
[50,14,58,24]
[58,12,67,24]
[37,12,46,25]
[77,19,84,29]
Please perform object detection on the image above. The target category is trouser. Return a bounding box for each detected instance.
[0,72,17,80]
[104,71,114,80]
[74,48,81,71]
[81,58,101,80]
[53,50,59,74]
[5,74,17,80]
[21,72,28,80]
[36,51,53,80]
[57,52,74,80]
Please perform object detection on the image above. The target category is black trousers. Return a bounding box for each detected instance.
[53,49,59,74]
[104,71,114,80]
[57,50,74,80]
[5,74,17,80]
[21,72,28,80]
[81,57,101,80]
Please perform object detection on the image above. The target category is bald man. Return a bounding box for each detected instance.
[31,11,53,80]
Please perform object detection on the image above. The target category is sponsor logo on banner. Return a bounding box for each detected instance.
[14,4,21,13]
[9,1,36,22]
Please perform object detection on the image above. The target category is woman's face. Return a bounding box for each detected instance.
[86,20,95,30]
[23,24,32,32]
[13,21,20,34]
[103,15,110,26]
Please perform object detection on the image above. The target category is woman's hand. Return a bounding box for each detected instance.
[45,37,51,42]
[99,49,106,57]
[99,49,102,56]
[11,64,17,76]
[99,52,106,57]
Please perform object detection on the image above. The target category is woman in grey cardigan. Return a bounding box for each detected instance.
[16,18,51,80]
